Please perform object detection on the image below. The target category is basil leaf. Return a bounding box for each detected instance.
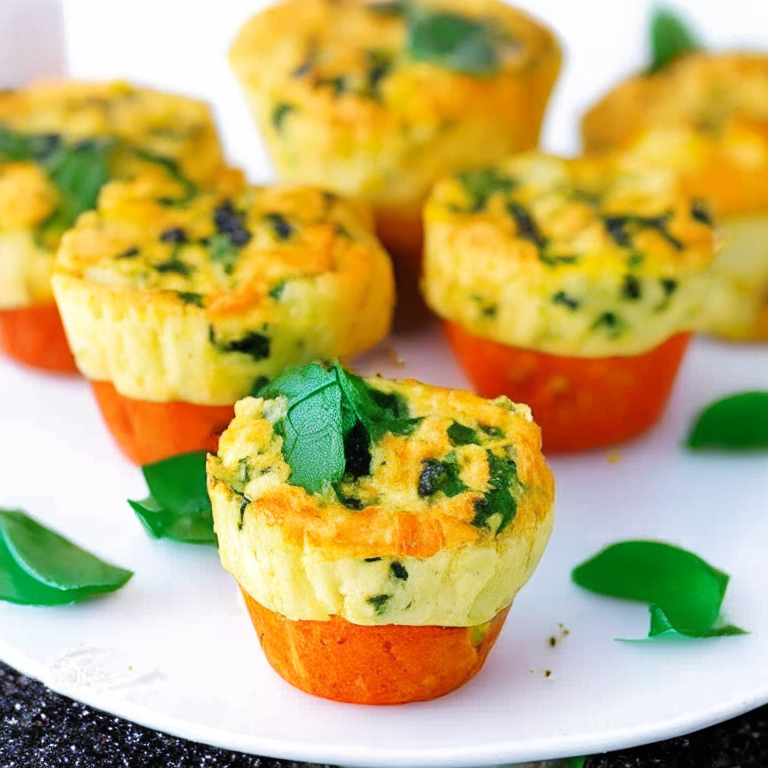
[0,509,132,606]
[128,451,217,544]
[407,9,498,76]
[648,604,747,639]
[334,364,421,442]
[261,363,421,496]
[262,365,347,494]
[687,392,768,450]
[572,541,746,639]
[648,8,701,74]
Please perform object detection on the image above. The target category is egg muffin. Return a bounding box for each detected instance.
[0,80,226,371]
[582,52,768,340]
[423,152,718,451]
[230,0,561,323]
[52,176,394,465]
[208,362,554,704]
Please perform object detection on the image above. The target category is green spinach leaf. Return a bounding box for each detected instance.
[447,421,481,446]
[262,365,348,495]
[261,362,421,496]
[687,392,768,450]
[407,9,498,76]
[572,541,746,639]
[128,451,216,544]
[648,8,701,75]
[0,509,132,606]
[472,450,518,533]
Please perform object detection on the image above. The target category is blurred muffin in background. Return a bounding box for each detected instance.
[0,80,227,372]
[230,0,561,325]
[583,44,768,341]
[53,175,394,465]
[422,152,718,452]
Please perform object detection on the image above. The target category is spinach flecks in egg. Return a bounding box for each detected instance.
[507,201,547,249]
[390,561,409,581]
[472,450,518,533]
[176,291,204,307]
[552,291,580,310]
[265,212,295,240]
[367,593,392,615]
[418,453,467,498]
[447,422,481,446]
[455,168,515,212]
[406,9,499,76]
[271,103,296,132]
[210,328,271,361]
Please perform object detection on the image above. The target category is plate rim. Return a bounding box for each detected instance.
[3,612,768,767]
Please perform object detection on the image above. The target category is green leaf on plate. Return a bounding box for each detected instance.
[0,509,133,606]
[572,541,747,639]
[128,451,217,545]
[648,7,701,75]
[406,8,499,76]
[687,391,768,450]
[260,362,421,496]
[648,604,747,639]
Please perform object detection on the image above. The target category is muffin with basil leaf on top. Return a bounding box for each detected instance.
[208,362,554,704]
[53,177,393,465]
[230,0,561,324]
[0,80,226,372]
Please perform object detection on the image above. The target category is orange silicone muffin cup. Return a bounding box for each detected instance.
[0,303,78,374]
[444,321,691,453]
[241,588,510,705]
[373,204,432,330]
[91,380,234,465]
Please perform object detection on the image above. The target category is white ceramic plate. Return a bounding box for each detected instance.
[1,331,767,767]
[3,3,768,764]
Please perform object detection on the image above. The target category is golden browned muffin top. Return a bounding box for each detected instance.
[55,175,386,321]
[582,53,768,153]
[0,80,226,249]
[231,0,560,114]
[423,152,718,356]
[582,53,768,217]
[0,80,222,174]
[209,363,554,559]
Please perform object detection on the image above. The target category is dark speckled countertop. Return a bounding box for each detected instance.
[1,661,767,768]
